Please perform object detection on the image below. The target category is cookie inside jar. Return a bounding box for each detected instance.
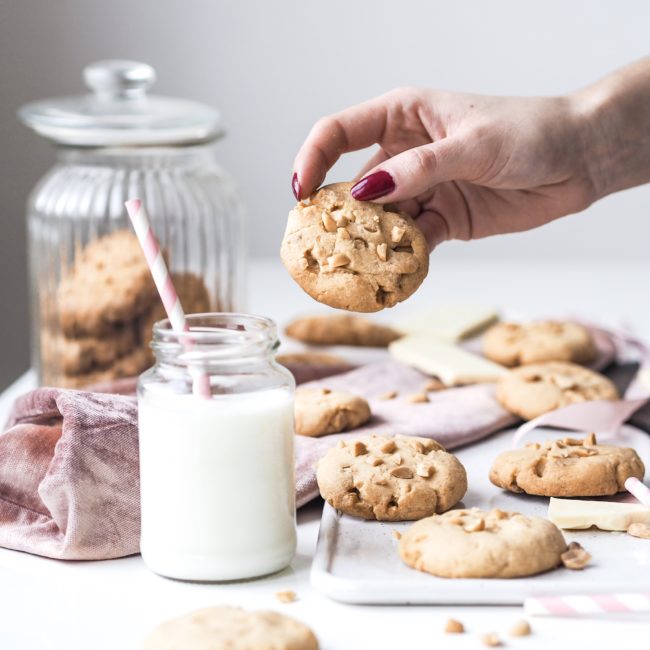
[39,230,213,389]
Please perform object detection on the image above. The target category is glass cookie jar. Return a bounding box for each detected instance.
[19,60,244,389]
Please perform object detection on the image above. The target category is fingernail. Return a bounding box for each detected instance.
[350,170,395,201]
[292,172,302,201]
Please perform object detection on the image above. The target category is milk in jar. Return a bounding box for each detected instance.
[137,314,296,581]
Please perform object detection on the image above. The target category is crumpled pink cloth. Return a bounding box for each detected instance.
[0,328,618,560]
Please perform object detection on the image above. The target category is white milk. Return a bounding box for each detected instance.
[138,387,296,581]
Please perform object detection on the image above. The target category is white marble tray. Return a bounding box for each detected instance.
[311,426,650,605]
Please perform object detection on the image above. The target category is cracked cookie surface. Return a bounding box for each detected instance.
[496,361,618,420]
[316,434,467,521]
[294,387,371,437]
[483,320,596,367]
[280,183,429,312]
[399,508,567,578]
[489,433,645,497]
[285,314,401,347]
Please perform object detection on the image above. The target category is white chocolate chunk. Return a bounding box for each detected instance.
[397,305,499,341]
[548,497,650,531]
[388,335,507,385]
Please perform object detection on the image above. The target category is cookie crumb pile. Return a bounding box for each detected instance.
[281,183,429,312]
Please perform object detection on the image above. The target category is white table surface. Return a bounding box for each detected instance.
[1,257,649,649]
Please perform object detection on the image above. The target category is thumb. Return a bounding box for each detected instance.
[350,138,469,203]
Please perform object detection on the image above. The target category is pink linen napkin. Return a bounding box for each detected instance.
[0,327,624,560]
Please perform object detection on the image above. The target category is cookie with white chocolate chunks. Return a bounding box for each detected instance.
[398,508,567,578]
[285,313,401,347]
[280,183,429,312]
[490,433,645,497]
[496,361,618,421]
[294,387,371,437]
[316,434,467,521]
[483,320,596,367]
[142,606,318,650]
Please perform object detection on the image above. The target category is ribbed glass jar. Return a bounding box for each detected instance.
[28,144,244,388]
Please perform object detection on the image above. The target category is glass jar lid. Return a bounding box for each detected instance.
[18,60,222,147]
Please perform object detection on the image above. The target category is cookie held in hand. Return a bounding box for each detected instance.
[483,321,596,367]
[489,433,645,497]
[294,387,371,437]
[398,508,567,579]
[316,434,467,521]
[496,361,618,420]
[280,183,429,312]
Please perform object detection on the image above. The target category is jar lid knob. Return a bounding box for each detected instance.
[83,60,156,99]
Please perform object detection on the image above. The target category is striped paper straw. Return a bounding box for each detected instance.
[625,477,650,508]
[125,198,211,398]
[525,593,650,617]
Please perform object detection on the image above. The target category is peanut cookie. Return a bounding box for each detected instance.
[41,326,137,375]
[59,346,151,389]
[398,508,567,578]
[483,321,596,367]
[276,352,351,367]
[496,361,618,420]
[143,606,318,650]
[58,230,159,337]
[294,387,371,437]
[285,314,401,347]
[316,434,467,520]
[489,433,645,497]
[280,183,429,312]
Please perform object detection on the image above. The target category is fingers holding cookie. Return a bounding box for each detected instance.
[280,183,429,312]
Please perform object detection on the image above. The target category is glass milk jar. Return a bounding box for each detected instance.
[138,314,297,581]
[18,60,243,389]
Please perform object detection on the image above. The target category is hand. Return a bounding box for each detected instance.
[292,87,598,250]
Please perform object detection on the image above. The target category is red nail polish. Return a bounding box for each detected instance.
[292,172,302,200]
[350,170,395,201]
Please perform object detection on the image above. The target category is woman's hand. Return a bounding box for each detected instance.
[292,88,598,249]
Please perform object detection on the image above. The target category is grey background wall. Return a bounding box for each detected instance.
[1,0,649,389]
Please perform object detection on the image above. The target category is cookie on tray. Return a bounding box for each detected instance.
[285,314,401,347]
[280,183,429,312]
[57,230,160,337]
[496,361,618,420]
[483,321,596,367]
[143,606,318,650]
[398,508,567,578]
[316,434,467,521]
[294,387,371,437]
[489,433,645,497]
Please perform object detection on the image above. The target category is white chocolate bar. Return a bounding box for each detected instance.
[388,335,507,385]
[396,305,499,341]
[548,497,650,531]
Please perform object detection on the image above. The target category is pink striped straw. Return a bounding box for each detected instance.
[124,198,211,398]
[525,593,650,617]
[625,477,650,508]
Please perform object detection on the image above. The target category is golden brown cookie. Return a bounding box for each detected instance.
[294,387,370,437]
[496,361,618,420]
[285,314,401,347]
[489,433,645,497]
[276,352,351,367]
[316,434,467,521]
[280,183,429,312]
[41,326,137,375]
[57,230,159,337]
[143,606,319,650]
[398,508,567,578]
[58,347,151,389]
[483,321,596,367]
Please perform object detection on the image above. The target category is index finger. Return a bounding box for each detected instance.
[292,95,389,198]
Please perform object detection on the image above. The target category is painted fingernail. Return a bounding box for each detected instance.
[350,170,395,201]
[292,172,302,201]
